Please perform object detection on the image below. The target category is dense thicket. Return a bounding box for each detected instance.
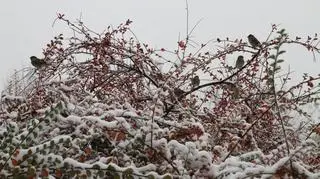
[1,17,320,178]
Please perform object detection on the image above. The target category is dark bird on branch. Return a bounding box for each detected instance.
[235,55,244,69]
[191,75,200,88]
[248,34,261,49]
[30,56,47,69]
[174,88,185,98]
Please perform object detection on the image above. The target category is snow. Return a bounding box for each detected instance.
[1,20,319,178]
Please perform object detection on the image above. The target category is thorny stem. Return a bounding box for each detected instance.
[222,88,292,161]
[150,98,157,148]
[182,0,189,60]
[270,39,295,176]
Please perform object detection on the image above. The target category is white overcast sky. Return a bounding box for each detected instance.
[0,0,319,90]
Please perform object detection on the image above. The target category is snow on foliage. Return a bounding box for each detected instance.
[1,16,320,178]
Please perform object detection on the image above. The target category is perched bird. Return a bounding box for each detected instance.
[30,56,46,69]
[231,85,240,100]
[235,55,245,69]
[191,75,200,88]
[174,88,185,98]
[247,34,261,48]
[227,83,240,100]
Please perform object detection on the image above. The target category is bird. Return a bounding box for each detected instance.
[247,34,261,49]
[30,56,46,69]
[235,55,244,69]
[174,88,185,98]
[231,85,240,100]
[191,75,200,88]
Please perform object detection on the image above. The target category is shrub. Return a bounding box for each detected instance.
[1,15,320,178]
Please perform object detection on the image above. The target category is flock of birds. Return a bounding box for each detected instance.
[29,34,262,97]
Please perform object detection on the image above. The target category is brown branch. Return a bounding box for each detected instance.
[163,49,262,117]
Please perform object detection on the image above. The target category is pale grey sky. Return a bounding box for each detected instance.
[0,0,319,90]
